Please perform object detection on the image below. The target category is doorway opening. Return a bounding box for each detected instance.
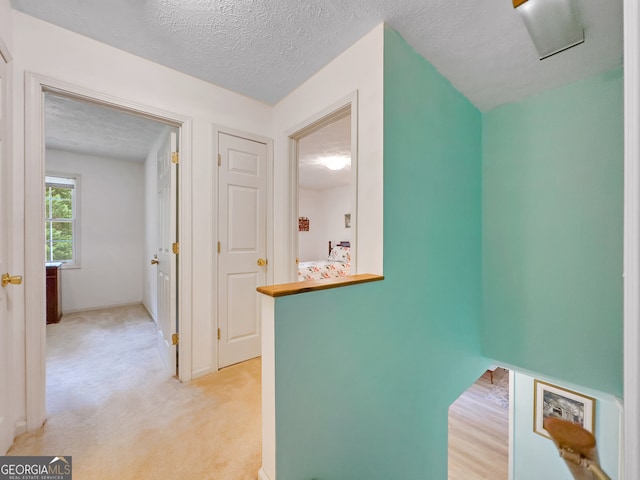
[43,91,180,414]
[25,73,191,431]
[287,96,358,283]
[448,366,511,480]
[44,92,177,414]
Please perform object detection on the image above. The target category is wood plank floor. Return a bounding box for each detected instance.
[448,368,509,480]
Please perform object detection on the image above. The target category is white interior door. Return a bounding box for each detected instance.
[156,129,178,373]
[218,132,267,369]
[0,54,13,454]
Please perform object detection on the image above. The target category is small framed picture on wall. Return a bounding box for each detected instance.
[533,379,596,438]
[344,213,351,228]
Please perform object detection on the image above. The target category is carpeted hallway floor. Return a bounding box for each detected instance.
[8,304,261,479]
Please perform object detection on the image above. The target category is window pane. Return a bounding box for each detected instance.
[44,176,76,264]
[51,187,72,200]
[45,243,51,262]
[50,221,72,240]
[50,189,72,219]
[52,241,73,262]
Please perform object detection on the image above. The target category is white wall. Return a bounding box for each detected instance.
[323,184,351,248]
[298,185,351,262]
[46,149,145,312]
[0,0,12,55]
[298,188,326,261]
[512,371,622,480]
[272,24,384,282]
[11,10,274,432]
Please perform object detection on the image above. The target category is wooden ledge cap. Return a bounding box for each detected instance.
[257,273,384,298]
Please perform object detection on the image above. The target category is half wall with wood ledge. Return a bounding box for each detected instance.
[256,274,384,480]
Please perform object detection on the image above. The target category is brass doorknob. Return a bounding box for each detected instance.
[257,258,267,267]
[150,259,159,265]
[2,273,23,288]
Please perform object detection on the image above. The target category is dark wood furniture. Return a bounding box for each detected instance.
[46,262,62,324]
[328,240,350,256]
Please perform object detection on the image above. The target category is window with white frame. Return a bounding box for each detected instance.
[45,174,79,265]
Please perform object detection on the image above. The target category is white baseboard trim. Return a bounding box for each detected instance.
[258,467,271,480]
[61,301,144,315]
[191,366,215,379]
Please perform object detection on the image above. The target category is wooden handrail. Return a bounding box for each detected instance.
[257,273,383,298]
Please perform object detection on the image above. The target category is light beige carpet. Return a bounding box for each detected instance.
[8,304,261,480]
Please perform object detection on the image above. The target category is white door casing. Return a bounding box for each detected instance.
[156,128,178,373]
[0,49,13,455]
[218,132,267,368]
[24,74,193,431]
[286,94,358,282]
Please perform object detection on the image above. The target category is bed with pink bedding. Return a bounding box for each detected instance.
[297,242,351,282]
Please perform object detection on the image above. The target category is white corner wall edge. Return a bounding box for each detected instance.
[623,0,640,478]
[260,294,276,480]
[508,369,515,480]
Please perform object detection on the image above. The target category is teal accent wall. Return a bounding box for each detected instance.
[482,68,624,396]
[273,28,485,479]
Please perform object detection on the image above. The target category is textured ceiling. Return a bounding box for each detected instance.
[11,0,623,111]
[45,93,168,162]
[298,115,351,191]
[45,91,350,190]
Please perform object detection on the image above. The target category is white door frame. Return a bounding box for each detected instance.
[211,125,274,373]
[623,0,640,477]
[0,32,15,454]
[286,92,359,282]
[24,73,194,431]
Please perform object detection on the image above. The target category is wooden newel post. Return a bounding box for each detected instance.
[544,417,611,480]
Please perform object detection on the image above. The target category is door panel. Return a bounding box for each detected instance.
[218,133,267,368]
[156,128,178,373]
[227,273,259,339]
[0,55,12,453]
[229,186,259,250]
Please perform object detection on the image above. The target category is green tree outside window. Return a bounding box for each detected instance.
[45,176,76,263]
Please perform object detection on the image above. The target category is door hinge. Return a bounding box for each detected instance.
[217,153,221,166]
[172,242,180,254]
[217,241,221,254]
[172,333,179,345]
[217,328,221,340]
[172,152,179,164]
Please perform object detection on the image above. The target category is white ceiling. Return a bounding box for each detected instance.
[298,115,351,191]
[45,93,168,162]
[45,92,350,189]
[11,0,623,111]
